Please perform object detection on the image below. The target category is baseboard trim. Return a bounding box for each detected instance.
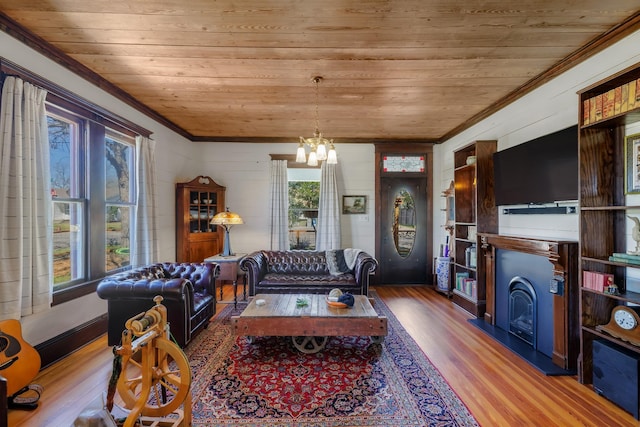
[35,314,107,369]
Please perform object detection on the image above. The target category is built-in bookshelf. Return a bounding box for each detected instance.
[452,141,498,316]
[577,61,640,386]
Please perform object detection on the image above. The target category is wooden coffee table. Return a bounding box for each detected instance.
[231,293,388,353]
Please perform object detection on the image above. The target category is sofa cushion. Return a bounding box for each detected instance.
[259,272,355,287]
[266,251,330,275]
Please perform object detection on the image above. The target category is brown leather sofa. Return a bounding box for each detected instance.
[96,262,219,348]
[240,249,378,296]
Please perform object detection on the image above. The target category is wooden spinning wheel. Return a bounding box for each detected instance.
[112,296,192,427]
[117,335,191,417]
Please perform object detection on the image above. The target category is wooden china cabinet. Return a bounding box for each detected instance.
[176,176,226,262]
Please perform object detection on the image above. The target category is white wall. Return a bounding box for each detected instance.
[197,142,376,255]
[434,28,640,257]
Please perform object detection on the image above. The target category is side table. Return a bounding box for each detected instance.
[204,253,246,309]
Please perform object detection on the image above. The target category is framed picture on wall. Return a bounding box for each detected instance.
[342,195,367,214]
[625,133,640,194]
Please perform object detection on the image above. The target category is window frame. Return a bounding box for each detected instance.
[1,58,151,305]
[269,154,322,250]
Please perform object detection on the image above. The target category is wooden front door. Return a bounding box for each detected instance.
[375,145,433,285]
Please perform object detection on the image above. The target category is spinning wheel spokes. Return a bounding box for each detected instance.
[117,336,191,417]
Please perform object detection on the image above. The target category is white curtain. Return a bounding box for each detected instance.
[269,160,289,250]
[0,76,52,319]
[132,135,158,266]
[316,162,341,250]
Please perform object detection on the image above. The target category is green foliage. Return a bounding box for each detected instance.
[289,181,319,209]
[296,297,309,308]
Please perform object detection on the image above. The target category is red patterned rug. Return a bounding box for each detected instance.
[185,293,478,426]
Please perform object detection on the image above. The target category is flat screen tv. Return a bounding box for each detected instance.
[492,125,578,206]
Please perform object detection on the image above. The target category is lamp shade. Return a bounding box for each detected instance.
[210,209,244,226]
[210,208,243,256]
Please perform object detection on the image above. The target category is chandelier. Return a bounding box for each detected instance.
[297,76,337,166]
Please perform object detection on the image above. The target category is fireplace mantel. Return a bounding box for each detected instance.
[477,233,579,371]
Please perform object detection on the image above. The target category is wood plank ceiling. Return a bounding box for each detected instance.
[1,1,640,143]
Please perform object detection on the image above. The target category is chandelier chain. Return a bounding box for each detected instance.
[314,77,320,133]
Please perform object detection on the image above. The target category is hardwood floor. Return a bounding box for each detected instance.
[9,285,637,426]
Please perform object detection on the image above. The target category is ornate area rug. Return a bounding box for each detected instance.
[184,294,479,426]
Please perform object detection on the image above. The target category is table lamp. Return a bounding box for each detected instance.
[210,208,244,256]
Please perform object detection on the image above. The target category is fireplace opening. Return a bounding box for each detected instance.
[508,276,537,349]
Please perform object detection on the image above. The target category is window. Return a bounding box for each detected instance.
[288,168,320,249]
[46,102,139,301]
[105,131,135,271]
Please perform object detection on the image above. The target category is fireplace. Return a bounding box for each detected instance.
[494,250,555,359]
[472,234,579,374]
[508,277,537,348]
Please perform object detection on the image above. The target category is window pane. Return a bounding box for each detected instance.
[48,115,81,198]
[382,155,425,173]
[105,137,133,203]
[52,201,84,288]
[288,181,319,250]
[106,205,131,271]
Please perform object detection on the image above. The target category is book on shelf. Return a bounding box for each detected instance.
[455,272,469,291]
[630,79,637,110]
[603,89,615,118]
[583,99,590,125]
[609,252,640,265]
[614,85,622,115]
[594,94,603,121]
[582,271,613,292]
[589,95,597,123]
[621,82,629,113]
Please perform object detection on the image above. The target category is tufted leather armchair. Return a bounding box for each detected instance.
[240,250,377,296]
[96,262,219,348]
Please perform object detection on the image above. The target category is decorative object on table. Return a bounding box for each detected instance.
[326,298,348,308]
[337,292,355,307]
[297,76,337,166]
[596,305,640,347]
[210,208,244,256]
[629,215,640,254]
[342,195,367,214]
[625,133,640,194]
[327,288,347,307]
[328,288,343,300]
[295,297,309,308]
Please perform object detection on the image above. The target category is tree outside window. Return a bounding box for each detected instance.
[288,180,319,250]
